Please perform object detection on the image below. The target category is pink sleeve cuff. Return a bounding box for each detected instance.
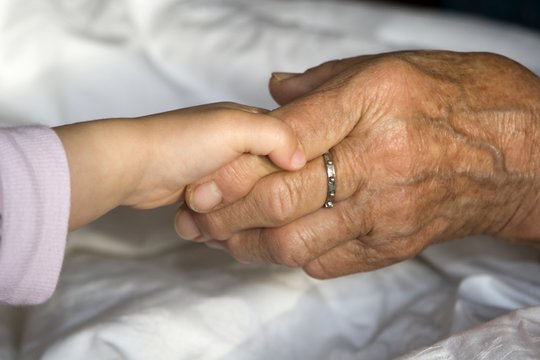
[0,126,70,305]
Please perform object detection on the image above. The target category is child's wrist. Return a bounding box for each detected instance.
[55,118,150,229]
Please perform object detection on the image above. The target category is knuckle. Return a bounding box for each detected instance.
[226,236,249,262]
[260,176,298,224]
[266,238,295,267]
[196,213,230,241]
[303,258,334,280]
[303,241,374,279]
[348,237,402,270]
[335,205,367,239]
[303,240,380,279]
[358,234,420,267]
[226,235,253,263]
[226,233,264,264]
[215,156,257,199]
[334,141,366,196]
[348,239,379,267]
[226,230,279,265]
[268,227,314,267]
[369,56,418,86]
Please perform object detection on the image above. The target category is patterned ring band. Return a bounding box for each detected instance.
[323,151,336,208]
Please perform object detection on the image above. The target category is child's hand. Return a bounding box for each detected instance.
[54,103,305,230]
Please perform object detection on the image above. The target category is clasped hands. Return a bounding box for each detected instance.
[57,50,540,280]
[176,50,540,279]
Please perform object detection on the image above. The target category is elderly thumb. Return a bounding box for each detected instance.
[269,58,358,106]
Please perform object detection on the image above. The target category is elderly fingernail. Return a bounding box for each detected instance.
[191,181,222,212]
[272,72,300,81]
[175,209,201,240]
[205,240,229,252]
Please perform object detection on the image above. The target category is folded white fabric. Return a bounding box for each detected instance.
[138,0,540,110]
[402,306,540,359]
[21,245,450,359]
[20,232,540,360]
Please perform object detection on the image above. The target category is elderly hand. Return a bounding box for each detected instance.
[176,51,540,278]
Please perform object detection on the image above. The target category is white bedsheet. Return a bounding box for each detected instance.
[2,0,540,359]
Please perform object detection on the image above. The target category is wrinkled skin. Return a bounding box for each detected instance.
[176,51,540,279]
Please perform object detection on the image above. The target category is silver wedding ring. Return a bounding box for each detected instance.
[323,151,336,208]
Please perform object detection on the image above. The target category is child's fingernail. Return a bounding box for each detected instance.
[272,72,300,81]
[191,181,223,212]
[175,210,201,240]
[291,143,306,169]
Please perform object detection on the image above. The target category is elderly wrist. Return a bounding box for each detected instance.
[492,108,540,242]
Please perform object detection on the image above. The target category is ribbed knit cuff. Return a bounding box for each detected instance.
[0,126,70,305]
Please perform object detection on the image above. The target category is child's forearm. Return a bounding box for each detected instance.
[54,119,149,230]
